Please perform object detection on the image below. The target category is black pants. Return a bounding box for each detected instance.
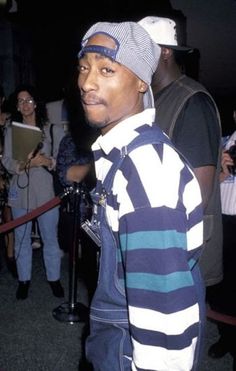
[58,207,98,302]
[206,214,236,356]
[207,214,236,314]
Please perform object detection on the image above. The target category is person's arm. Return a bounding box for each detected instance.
[117,144,203,370]
[66,163,91,183]
[0,112,8,127]
[194,166,216,207]
[173,93,221,210]
[1,125,25,175]
[56,134,93,187]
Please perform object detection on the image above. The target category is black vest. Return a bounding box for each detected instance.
[155,74,223,286]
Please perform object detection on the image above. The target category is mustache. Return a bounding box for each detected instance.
[81,93,106,106]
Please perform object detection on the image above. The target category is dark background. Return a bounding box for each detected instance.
[1,0,236,132]
[6,0,176,100]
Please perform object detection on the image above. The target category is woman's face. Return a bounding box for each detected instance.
[17,91,36,120]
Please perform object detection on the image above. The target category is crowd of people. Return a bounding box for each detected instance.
[0,13,235,371]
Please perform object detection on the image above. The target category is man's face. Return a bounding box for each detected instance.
[78,33,145,134]
[151,47,171,88]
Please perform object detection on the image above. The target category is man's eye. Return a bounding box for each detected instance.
[78,65,87,73]
[102,67,114,75]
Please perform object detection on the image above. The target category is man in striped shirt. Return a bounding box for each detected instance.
[77,21,205,371]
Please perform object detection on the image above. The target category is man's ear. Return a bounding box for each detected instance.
[161,47,173,61]
[138,80,148,93]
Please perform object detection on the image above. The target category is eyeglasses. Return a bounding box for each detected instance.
[17,98,34,105]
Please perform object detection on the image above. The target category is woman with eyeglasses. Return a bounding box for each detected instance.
[1,84,64,300]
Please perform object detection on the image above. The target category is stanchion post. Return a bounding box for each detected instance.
[52,183,88,323]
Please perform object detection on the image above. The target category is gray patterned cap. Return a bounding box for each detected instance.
[78,21,161,108]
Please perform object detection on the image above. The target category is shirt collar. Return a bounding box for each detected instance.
[92,108,155,155]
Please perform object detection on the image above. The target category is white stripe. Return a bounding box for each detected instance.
[129,145,183,208]
[113,169,135,219]
[131,337,197,371]
[183,178,202,214]
[187,222,203,250]
[95,156,112,182]
[129,304,199,335]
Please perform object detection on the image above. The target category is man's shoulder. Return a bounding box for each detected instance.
[174,76,219,115]
[157,75,213,107]
[177,75,209,95]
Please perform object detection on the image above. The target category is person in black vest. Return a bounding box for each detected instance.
[138,15,222,291]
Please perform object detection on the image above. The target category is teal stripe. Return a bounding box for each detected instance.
[120,230,185,251]
[126,271,193,292]
[188,258,197,270]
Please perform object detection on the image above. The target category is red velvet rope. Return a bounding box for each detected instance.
[0,196,61,233]
[2,195,236,327]
[207,306,236,326]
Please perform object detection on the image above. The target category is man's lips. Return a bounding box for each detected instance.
[82,100,101,106]
[81,94,105,106]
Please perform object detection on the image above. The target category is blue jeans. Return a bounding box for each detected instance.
[12,207,62,281]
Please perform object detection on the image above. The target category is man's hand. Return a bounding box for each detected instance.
[220,150,234,182]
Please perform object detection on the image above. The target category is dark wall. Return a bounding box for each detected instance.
[11,0,176,101]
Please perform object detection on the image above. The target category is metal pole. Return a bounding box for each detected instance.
[52,184,88,323]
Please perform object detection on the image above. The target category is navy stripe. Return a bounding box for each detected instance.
[119,206,188,234]
[118,248,190,275]
[130,322,199,350]
[123,155,150,209]
[127,286,198,314]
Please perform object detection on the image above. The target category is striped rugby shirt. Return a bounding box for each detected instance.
[92,108,204,370]
[221,130,236,215]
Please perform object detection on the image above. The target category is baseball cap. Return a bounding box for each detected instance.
[78,21,161,109]
[138,16,192,52]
